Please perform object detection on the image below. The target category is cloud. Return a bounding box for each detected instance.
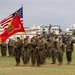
[0,0,75,30]
[24,0,75,29]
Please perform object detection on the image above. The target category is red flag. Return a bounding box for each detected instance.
[0,14,25,42]
[0,7,23,30]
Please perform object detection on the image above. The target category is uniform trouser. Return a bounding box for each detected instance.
[22,51,30,64]
[42,50,46,64]
[37,51,44,65]
[15,58,20,63]
[1,49,6,57]
[57,51,63,63]
[51,49,56,63]
[8,46,13,56]
[46,50,51,58]
[66,51,72,62]
[15,49,21,64]
[31,52,36,65]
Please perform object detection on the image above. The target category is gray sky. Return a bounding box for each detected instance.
[0,0,75,30]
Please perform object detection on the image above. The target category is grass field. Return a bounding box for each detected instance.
[0,49,75,75]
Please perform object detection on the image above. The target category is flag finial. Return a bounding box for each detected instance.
[21,4,23,7]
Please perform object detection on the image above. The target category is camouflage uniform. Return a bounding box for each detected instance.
[8,39,14,57]
[56,39,65,65]
[51,36,57,64]
[22,38,30,66]
[1,42,7,57]
[66,37,73,64]
[46,41,52,58]
[36,38,45,66]
[41,38,46,64]
[14,37,22,66]
[30,39,37,66]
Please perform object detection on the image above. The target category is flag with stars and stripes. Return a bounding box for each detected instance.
[0,7,25,42]
[0,7,23,30]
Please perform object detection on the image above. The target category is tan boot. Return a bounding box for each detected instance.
[17,63,20,66]
[15,63,18,66]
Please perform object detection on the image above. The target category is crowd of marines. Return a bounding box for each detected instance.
[0,35,75,67]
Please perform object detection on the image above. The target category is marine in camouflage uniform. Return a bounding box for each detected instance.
[41,37,46,64]
[8,39,14,57]
[51,36,57,64]
[1,42,7,57]
[46,39,52,59]
[14,37,22,66]
[30,38,37,66]
[36,37,45,66]
[22,38,30,66]
[56,38,65,65]
[66,37,73,65]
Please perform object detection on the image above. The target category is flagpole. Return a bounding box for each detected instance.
[21,4,27,38]
[21,4,23,7]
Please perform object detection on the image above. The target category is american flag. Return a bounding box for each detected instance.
[0,7,23,30]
